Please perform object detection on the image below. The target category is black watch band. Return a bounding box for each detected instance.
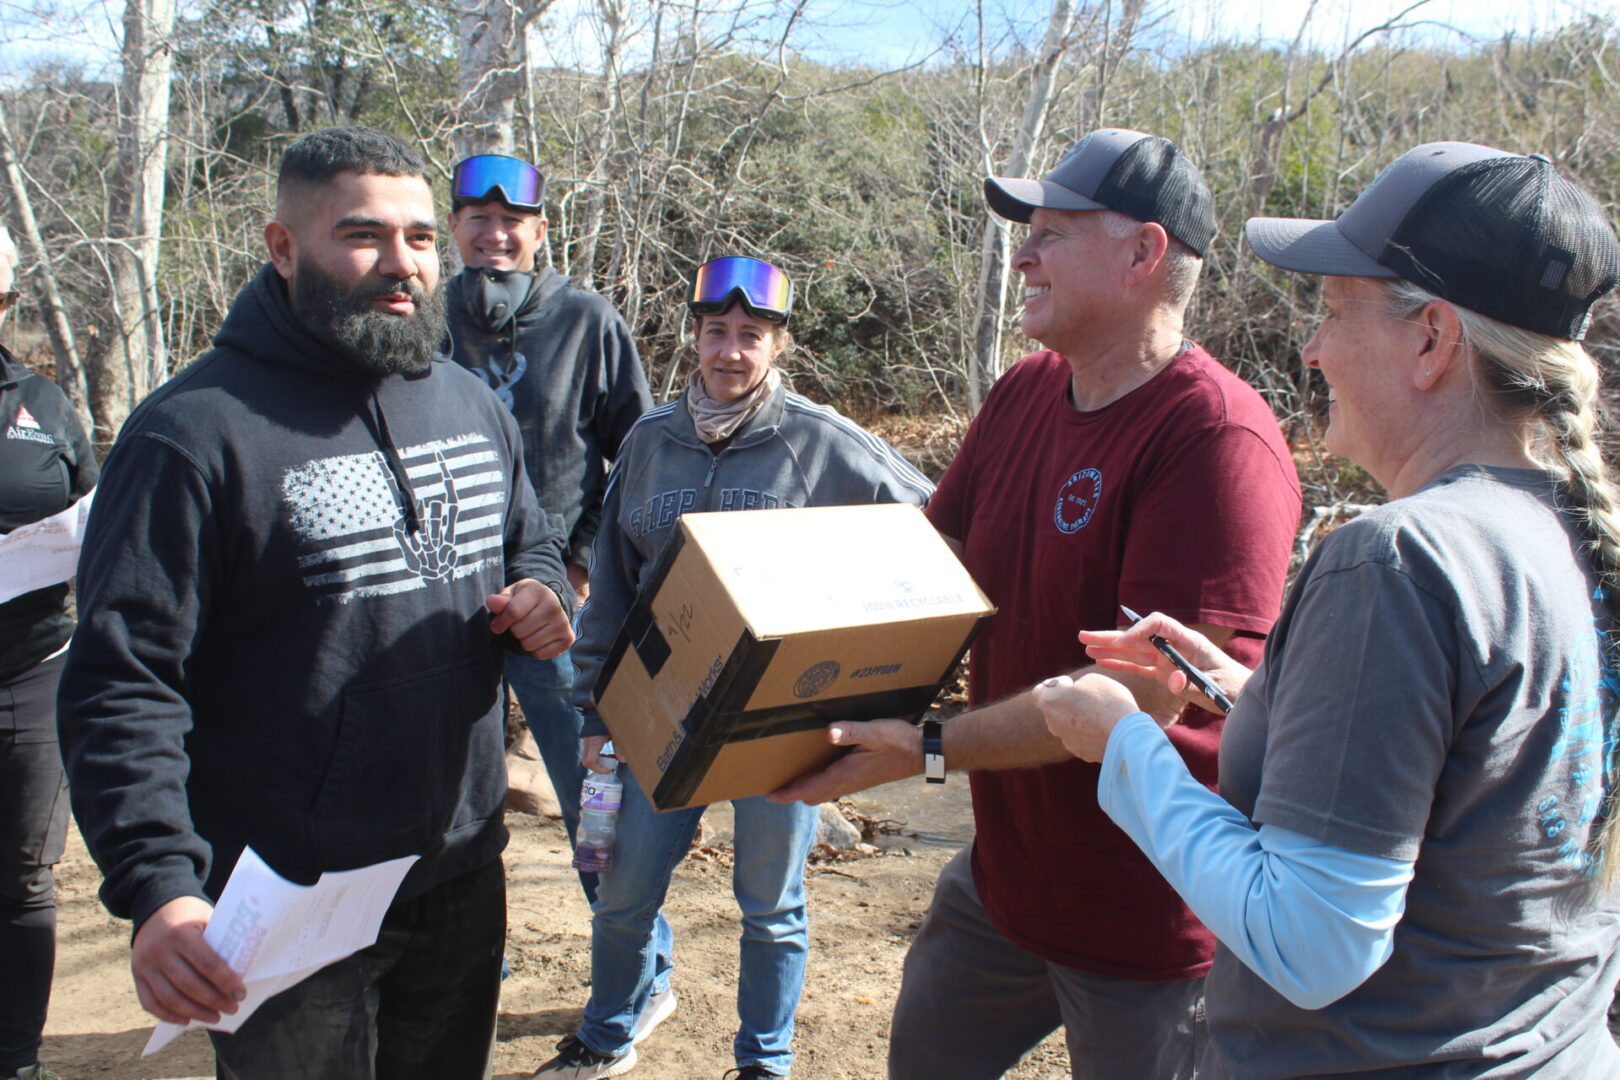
[922,718,945,784]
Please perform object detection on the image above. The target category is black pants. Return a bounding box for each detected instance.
[211,857,506,1080]
[0,651,70,1075]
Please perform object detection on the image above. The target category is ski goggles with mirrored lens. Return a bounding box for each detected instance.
[451,155,544,211]
[687,256,794,323]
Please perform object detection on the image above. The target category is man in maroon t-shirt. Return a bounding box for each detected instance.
[774,130,1301,1078]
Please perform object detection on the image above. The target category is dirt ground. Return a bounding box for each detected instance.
[40,806,1073,1080]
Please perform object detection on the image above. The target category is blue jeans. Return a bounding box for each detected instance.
[505,650,672,995]
[579,767,818,1074]
[210,858,505,1080]
[506,651,593,893]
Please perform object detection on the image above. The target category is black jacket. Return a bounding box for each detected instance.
[57,265,572,930]
[0,344,98,682]
[446,266,651,571]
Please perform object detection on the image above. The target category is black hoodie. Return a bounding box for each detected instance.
[57,264,572,930]
[446,266,651,572]
[0,344,98,681]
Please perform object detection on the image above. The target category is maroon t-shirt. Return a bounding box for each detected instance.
[927,347,1301,979]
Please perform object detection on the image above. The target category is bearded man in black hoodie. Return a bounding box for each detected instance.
[57,126,575,1079]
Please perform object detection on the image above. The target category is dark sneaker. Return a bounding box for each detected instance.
[722,1067,786,1080]
[531,1034,637,1079]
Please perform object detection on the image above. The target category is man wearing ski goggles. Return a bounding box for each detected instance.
[686,255,794,324]
[451,153,545,212]
[448,155,548,275]
[443,152,654,996]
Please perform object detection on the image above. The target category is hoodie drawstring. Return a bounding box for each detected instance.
[367,390,421,535]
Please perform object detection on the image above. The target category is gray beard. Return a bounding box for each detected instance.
[290,258,447,377]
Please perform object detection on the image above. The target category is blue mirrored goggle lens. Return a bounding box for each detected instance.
[688,257,793,319]
[452,155,543,209]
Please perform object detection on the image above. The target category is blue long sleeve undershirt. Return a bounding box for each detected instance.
[1098,712,1416,1009]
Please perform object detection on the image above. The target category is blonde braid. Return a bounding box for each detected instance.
[1523,351,1620,888]
[1385,280,1620,883]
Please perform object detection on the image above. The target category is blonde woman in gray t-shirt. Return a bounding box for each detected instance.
[1034,143,1620,1078]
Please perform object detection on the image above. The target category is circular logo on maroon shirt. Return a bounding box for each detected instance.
[1053,468,1103,533]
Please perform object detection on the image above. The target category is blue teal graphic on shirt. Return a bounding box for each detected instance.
[1054,468,1103,534]
[1538,620,1613,876]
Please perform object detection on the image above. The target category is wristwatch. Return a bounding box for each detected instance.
[922,718,945,784]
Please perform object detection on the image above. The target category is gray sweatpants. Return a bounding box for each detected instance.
[888,846,1205,1079]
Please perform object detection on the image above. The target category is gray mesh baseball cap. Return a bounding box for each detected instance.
[1246,141,1620,340]
[984,129,1217,257]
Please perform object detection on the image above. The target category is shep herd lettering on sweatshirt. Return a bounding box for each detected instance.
[57,264,572,932]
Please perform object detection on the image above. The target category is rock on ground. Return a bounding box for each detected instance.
[816,802,863,848]
[505,729,561,819]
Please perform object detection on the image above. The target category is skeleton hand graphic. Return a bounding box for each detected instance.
[387,451,461,581]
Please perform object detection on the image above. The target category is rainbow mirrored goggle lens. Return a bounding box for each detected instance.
[451,155,544,210]
[687,256,793,322]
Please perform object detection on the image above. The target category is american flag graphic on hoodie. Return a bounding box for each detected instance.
[281,432,507,603]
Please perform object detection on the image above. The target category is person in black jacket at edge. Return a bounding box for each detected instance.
[56,127,575,1080]
[0,224,98,1080]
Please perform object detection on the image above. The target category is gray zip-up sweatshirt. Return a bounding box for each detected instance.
[574,381,934,734]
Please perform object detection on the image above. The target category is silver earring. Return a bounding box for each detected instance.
[1424,369,1431,377]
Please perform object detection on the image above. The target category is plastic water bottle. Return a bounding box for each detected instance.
[573,742,623,872]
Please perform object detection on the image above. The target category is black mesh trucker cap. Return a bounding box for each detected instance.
[1245,142,1620,341]
[984,129,1218,257]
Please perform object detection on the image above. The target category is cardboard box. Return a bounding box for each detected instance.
[593,503,995,810]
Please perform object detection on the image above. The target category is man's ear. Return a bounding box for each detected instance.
[265,219,296,280]
[1124,221,1170,288]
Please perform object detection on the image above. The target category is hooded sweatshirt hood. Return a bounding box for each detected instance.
[445,264,650,569]
[216,263,388,382]
[216,263,440,533]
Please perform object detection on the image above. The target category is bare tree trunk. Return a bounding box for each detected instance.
[0,97,91,425]
[455,0,520,158]
[99,0,175,440]
[967,0,1078,411]
[568,0,628,290]
[1247,0,1433,218]
[1077,0,1144,130]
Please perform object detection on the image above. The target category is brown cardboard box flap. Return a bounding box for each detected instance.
[594,504,994,810]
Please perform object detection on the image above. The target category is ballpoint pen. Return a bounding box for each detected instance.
[1118,604,1234,714]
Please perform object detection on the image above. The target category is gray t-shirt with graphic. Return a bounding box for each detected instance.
[1208,466,1620,1079]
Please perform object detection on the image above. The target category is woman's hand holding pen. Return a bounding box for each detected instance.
[1080,610,1253,714]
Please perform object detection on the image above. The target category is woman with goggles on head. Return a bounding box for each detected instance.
[532,256,933,1080]
[1035,143,1620,1077]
